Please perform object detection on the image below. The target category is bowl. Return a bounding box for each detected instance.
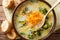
[12,0,56,40]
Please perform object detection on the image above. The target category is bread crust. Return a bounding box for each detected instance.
[7,29,17,39]
[4,0,15,8]
[1,20,12,33]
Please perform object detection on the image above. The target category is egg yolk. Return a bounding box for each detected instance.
[26,12,44,26]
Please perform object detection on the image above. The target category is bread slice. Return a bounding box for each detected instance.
[3,0,15,8]
[1,20,12,33]
[7,29,17,39]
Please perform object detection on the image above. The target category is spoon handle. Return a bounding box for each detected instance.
[45,0,60,16]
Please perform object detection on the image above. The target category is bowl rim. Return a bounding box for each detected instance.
[12,0,56,40]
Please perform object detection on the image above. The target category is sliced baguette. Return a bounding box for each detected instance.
[7,29,17,39]
[3,0,15,8]
[1,20,12,33]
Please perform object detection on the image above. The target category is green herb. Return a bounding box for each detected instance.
[34,31,37,35]
[43,24,48,29]
[23,10,26,14]
[33,29,43,36]
[48,23,52,27]
[37,30,41,36]
[18,21,26,24]
[15,15,18,17]
[18,21,24,23]
[34,30,41,36]
[18,21,26,27]
[43,22,52,29]
[25,7,29,11]
[28,34,34,39]
[23,7,29,14]
[23,23,26,26]
[39,7,43,12]
[42,8,47,15]
[20,32,25,35]
[39,7,47,15]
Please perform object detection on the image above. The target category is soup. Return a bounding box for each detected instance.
[14,0,54,40]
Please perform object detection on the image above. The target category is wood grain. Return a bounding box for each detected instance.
[45,33,60,40]
[45,29,60,40]
[0,12,6,20]
[0,6,4,13]
[54,29,60,34]
[0,0,2,6]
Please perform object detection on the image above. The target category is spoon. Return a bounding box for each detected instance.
[39,0,60,29]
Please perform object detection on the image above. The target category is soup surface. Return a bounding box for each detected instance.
[14,0,54,40]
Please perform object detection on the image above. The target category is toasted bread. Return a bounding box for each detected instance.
[3,0,15,8]
[7,29,17,39]
[1,20,12,33]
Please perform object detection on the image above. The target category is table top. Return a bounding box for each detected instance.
[0,0,60,40]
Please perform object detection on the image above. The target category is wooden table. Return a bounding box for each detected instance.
[0,0,60,40]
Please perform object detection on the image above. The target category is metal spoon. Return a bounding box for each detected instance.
[39,0,60,29]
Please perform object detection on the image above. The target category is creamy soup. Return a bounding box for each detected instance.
[14,0,54,40]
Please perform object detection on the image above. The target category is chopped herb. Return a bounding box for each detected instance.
[19,21,23,23]
[48,23,52,27]
[23,10,26,14]
[39,7,47,15]
[19,21,26,23]
[15,15,18,17]
[43,24,48,29]
[23,23,26,26]
[37,30,41,36]
[28,34,34,39]
[42,8,47,15]
[20,32,25,35]
[33,29,43,36]
[18,21,26,27]
[33,31,36,35]
[39,7,43,12]
[34,31,41,36]
[23,7,29,14]
[43,22,52,29]
[25,7,29,11]
[18,21,25,23]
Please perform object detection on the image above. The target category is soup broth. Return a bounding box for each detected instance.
[14,0,54,40]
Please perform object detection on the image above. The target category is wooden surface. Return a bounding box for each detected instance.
[0,0,60,40]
